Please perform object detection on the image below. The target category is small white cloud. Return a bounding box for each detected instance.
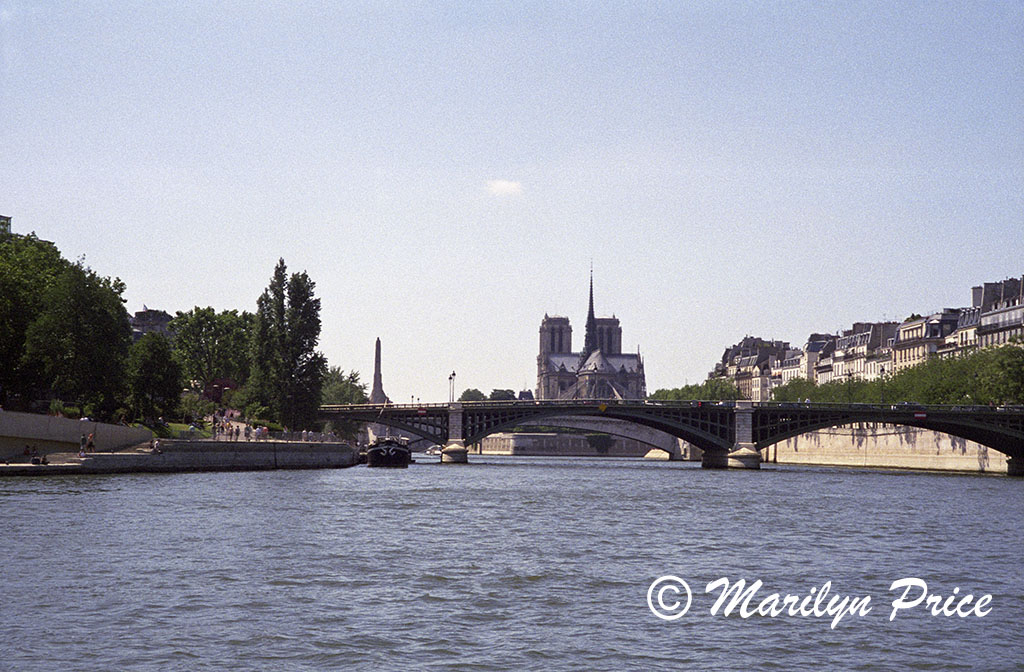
[486,179,523,196]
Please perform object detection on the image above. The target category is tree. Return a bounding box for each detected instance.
[22,261,131,418]
[765,378,817,402]
[249,259,327,429]
[976,345,1024,404]
[458,388,487,402]
[649,379,742,401]
[488,389,517,401]
[171,307,253,393]
[0,233,68,408]
[126,333,182,421]
[322,367,369,404]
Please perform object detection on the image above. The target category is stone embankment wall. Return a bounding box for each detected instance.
[0,410,151,459]
[761,423,1008,474]
[1,440,359,476]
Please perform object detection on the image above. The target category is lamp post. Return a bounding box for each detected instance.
[879,365,886,405]
[448,371,456,403]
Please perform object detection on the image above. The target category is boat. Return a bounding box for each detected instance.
[424,446,442,456]
[365,437,411,468]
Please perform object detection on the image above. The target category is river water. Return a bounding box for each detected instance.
[2,457,1022,671]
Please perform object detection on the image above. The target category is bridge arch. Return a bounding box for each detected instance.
[515,416,686,457]
[461,403,735,455]
[752,407,1024,462]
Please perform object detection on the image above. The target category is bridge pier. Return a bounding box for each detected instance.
[701,401,761,469]
[701,445,761,469]
[441,404,468,463]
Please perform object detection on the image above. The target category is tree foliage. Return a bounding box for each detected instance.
[0,233,68,407]
[126,333,182,421]
[488,389,517,401]
[171,306,253,392]
[249,259,327,429]
[322,367,369,404]
[22,261,131,418]
[649,378,742,401]
[770,345,1024,405]
[458,388,487,402]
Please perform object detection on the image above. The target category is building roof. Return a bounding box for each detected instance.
[547,351,642,374]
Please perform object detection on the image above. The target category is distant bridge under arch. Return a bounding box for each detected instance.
[319,400,1024,473]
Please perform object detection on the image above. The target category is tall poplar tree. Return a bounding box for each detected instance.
[250,259,327,429]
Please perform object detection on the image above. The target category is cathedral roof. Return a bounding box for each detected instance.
[547,351,642,374]
[580,349,615,373]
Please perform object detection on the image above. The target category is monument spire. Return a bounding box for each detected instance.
[369,337,388,404]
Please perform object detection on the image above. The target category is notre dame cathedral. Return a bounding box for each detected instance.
[536,275,646,400]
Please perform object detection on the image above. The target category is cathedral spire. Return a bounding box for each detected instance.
[580,268,598,365]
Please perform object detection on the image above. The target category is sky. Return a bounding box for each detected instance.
[2,1,1022,403]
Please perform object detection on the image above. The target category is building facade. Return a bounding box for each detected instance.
[832,322,897,382]
[129,308,174,342]
[536,276,646,400]
[709,336,791,398]
[976,276,1024,348]
[892,309,961,372]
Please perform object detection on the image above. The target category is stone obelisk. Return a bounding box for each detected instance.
[369,337,388,404]
[367,338,389,443]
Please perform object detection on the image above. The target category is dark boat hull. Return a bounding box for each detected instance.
[366,443,411,468]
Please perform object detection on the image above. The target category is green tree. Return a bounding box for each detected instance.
[249,259,327,429]
[769,378,818,402]
[488,388,517,401]
[649,378,742,401]
[126,332,182,421]
[171,307,253,393]
[458,388,487,402]
[322,367,369,404]
[0,233,67,408]
[179,391,216,424]
[976,345,1024,404]
[22,261,131,418]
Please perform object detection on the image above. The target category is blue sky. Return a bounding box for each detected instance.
[3,2,1022,402]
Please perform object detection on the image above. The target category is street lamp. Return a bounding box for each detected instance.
[879,365,886,405]
[449,371,456,403]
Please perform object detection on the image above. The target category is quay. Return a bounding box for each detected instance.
[0,439,360,476]
[1,409,359,476]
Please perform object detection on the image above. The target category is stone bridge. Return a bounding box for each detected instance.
[319,400,1024,473]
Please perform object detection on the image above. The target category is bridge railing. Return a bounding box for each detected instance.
[321,399,1024,414]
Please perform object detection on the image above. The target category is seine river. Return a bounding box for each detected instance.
[3,457,1022,671]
